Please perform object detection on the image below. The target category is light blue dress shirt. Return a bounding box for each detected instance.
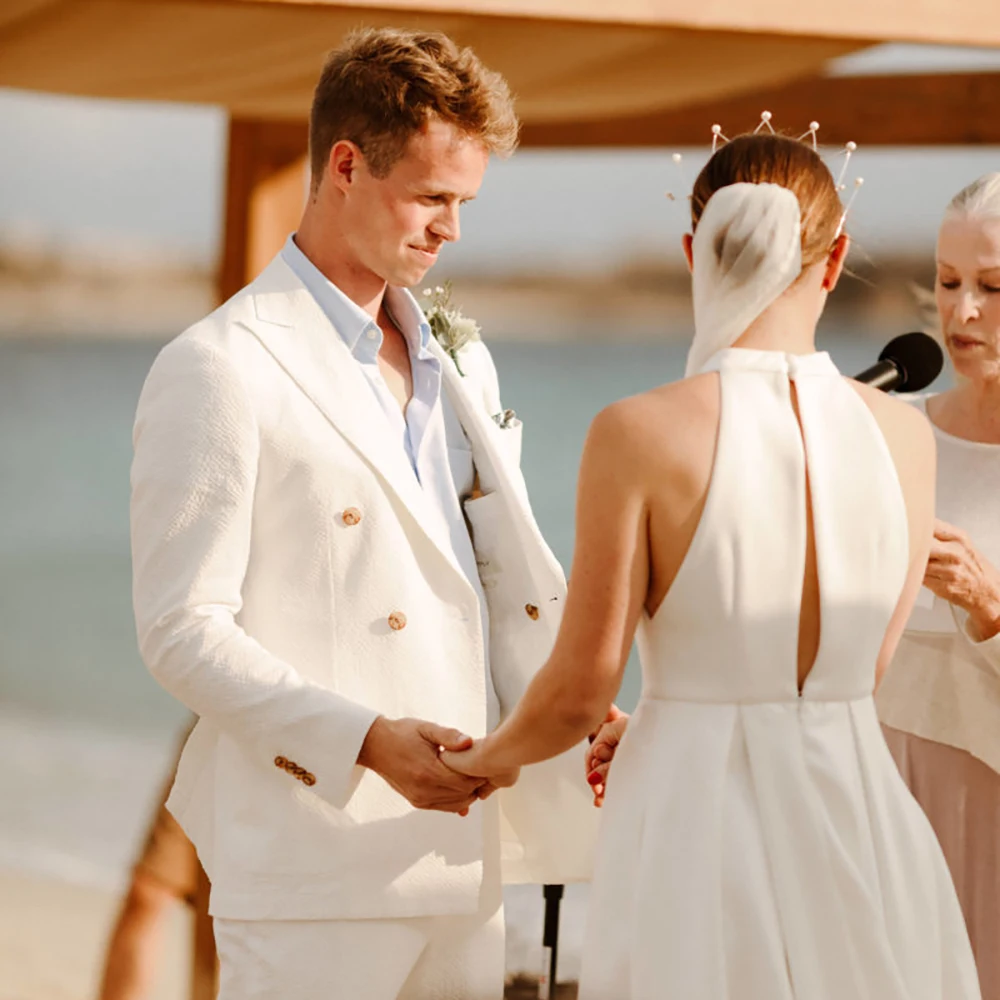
[281,236,496,723]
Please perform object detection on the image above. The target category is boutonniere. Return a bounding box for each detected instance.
[421,282,481,377]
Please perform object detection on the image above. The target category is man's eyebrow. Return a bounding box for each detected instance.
[420,187,477,202]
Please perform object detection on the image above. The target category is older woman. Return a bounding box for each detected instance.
[876,172,1000,1000]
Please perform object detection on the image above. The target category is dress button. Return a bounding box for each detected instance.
[302,773,317,787]
[342,507,362,526]
[525,604,539,620]
[274,756,288,769]
[366,328,378,340]
[388,611,408,631]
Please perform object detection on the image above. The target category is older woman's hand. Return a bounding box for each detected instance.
[925,519,1000,640]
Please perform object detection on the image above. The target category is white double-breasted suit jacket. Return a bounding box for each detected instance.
[130,254,597,921]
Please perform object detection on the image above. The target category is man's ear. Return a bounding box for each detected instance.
[682,233,694,274]
[327,140,364,196]
[823,233,850,292]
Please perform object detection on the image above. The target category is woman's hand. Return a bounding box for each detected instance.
[585,713,630,808]
[439,739,520,791]
[925,519,1000,640]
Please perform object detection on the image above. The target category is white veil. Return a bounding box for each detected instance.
[685,182,804,377]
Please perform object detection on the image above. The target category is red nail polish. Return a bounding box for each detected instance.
[587,770,602,786]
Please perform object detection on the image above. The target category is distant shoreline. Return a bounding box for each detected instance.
[0,253,935,341]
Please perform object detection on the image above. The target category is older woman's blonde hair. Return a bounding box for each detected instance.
[945,172,1000,221]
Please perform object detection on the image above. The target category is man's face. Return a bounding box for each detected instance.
[337,118,489,288]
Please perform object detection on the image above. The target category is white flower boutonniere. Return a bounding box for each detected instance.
[421,282,480,377]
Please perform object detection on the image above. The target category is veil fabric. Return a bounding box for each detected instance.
[685,182,804,377]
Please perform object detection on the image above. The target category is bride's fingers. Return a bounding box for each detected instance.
[587,762,611,787]
[438,749,475,774]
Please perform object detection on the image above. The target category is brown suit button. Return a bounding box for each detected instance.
[388,611,407,631]
[274,756,288,769]
[302,773,316,787]
[342,507,362,526]
[525,604,539,620]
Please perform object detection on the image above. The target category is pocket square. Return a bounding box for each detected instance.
[492,408,521,430]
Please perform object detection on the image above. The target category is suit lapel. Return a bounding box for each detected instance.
[243,257,467,585]
[430,338,567,588]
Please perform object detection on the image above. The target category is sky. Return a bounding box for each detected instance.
[1,44,999,277]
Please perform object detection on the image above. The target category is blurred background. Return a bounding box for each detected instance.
[1,3,999,996]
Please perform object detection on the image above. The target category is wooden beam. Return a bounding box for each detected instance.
[266,0,1000,48]
[520,73,1000,147]
[218,118,309,303]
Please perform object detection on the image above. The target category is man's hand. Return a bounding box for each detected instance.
[585,712,630,808]
[357,717,488,815]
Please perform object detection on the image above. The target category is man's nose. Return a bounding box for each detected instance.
[431,203,460,243]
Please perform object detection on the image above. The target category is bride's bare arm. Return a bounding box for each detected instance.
[443,401,651,777]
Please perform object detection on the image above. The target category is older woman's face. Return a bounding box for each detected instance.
[936,214,1000,384]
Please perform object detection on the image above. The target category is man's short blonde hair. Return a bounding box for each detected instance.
[309,27,519,188]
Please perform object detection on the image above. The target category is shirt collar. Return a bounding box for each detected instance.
[281,234,434,365]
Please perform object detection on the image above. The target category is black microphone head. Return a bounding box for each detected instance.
[877,332,944,393]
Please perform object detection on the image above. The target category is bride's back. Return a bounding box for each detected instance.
[619,357,933,701]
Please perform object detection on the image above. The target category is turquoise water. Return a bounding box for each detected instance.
[0,332,938,737]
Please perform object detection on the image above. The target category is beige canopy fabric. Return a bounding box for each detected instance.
[0,0,873,123]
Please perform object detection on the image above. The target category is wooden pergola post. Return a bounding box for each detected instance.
[218,118,310,304]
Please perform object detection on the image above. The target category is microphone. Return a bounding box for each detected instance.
[853,331,944,393]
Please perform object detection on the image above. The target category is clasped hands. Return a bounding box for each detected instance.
[358,716,510,816]
[359,707,633,816]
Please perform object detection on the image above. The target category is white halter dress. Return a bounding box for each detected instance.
[577,184,981,999]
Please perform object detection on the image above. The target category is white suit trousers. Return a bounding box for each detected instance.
[214,803,505,1000]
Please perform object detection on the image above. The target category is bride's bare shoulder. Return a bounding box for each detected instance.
[845,379,935,456]
[588,373,720,468]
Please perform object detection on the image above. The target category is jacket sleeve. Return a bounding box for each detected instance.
[130,335,379,810]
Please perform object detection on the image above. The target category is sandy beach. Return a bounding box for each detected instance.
[0,870,191,1000]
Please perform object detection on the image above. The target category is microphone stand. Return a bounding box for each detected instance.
[540,884,564,999]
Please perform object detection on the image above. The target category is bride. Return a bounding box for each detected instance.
[442,131,981,998]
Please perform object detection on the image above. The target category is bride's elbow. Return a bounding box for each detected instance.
[551,686,615,738]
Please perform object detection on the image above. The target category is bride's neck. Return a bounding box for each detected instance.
[732,278,824,356]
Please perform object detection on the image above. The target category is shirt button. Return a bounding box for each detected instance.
[366,328,378,340]
[388,611,408,631]
[342,507,362,526]
[525,604,539,620]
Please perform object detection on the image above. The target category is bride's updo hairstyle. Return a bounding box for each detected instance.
[690,133,844,270]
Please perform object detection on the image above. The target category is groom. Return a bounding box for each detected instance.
[130,26,596,999]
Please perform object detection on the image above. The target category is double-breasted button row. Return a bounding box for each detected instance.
[274,755,316,787]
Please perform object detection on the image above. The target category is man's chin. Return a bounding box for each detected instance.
[391,266,434,289]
